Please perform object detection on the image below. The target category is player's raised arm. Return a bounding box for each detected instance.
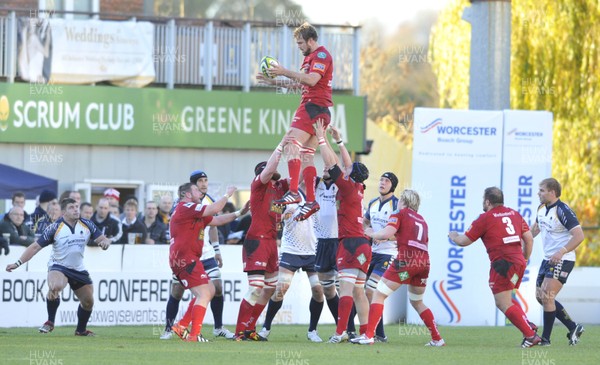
[365,226,396,241]
[268,63,321,87]
[204,186,237,217]
[314,120,338,169]
[259,134,293,184]
[328,125,352,173]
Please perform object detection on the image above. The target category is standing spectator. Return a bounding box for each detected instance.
[91,198,122,244]
[143,201,168,245]
[31,190,57,227]
[0,207,35,247]
[11,192,32,228]
[118,200,147,244]
[157,194,174,225]
[69,191,81,205]
[531,178,585,346]
[449,187,540,347]
[103,188,120,208]
[79,202,94,220]
[217,202,236,245]
[35,202,62,234]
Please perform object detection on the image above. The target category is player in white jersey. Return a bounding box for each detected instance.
[258,189,325,342]
[161,170,236,340]
[363,172,399,342]
[6,198,111,336]
[531,178,585,346]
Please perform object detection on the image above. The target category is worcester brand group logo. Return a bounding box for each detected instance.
[0,95,9,131]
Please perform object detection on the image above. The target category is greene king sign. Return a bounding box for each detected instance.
[0,84,366,152]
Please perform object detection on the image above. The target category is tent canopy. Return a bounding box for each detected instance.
[0,164,58,199]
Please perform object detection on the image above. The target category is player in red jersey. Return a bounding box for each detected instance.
[313,121,371,343]
[169,182,246,342]
[449,187,541,348]
[258,22,334,222]
[233,135,293,341]
[351,189,445,346]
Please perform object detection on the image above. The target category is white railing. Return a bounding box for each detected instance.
[0,10,360,94]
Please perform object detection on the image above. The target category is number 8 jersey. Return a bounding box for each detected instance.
[465,205,530,264]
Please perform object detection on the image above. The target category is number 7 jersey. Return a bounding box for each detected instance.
[465,205,529,264]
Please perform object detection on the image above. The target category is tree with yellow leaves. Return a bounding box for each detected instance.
[430,0,600,265]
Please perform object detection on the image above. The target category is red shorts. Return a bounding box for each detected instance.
[242,238,279,273]
[172,260,209,289]
[489,259,525,294]
[291,102,331,135]
[336,237,372,273]
[382,257,430,287]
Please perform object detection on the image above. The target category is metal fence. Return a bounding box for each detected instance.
[0,11,360,93]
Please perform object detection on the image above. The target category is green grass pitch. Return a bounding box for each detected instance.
[2,324,597,365]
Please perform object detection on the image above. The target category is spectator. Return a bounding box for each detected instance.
[91,198,123,244]
[120,195,143,221]
[80,202,94,220]
[69,190,81,204]
[218,202,236,245]
[34,202,62,234]
[10,192,33,228]
[58,190,71,204]
[118,199,147,244]
[143,201,168,244]
[0,206,35,247]
[31,190,57,227]
[103,188,120,207]
[157,194,174,225]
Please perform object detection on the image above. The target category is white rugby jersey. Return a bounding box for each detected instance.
[313,178,338,239]
[281,194,317,255]
[200,194,216,260]
[365,195,399,255]
[536,200,579,261]
[38,218,101,272]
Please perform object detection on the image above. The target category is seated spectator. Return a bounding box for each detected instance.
[80,202,94,220]
[120,195,143,221]
[10,191,32,229]
[91,198,123,244]
[31,190,57,227]
[34,202,62,234]
[118,199,147,244]
[0,207,35,247]
[143,201,168,244]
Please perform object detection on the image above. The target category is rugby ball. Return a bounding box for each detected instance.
[260,56,279,78]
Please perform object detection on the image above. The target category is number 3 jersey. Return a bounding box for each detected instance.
[465,205,529,264]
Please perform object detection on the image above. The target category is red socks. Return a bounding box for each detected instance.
[302,166,317,202]
[235,299,254,334]
[366,303,384,338]
[336,296,353,334]
[505,304,535,338]
[189,304,207,336]
[288,159,301,193]
[420,309,442,341]
[179,297,197,327]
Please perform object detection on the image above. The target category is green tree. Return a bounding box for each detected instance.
[430,0,600,265]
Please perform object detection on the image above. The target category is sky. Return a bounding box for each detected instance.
[297,0,454,33]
